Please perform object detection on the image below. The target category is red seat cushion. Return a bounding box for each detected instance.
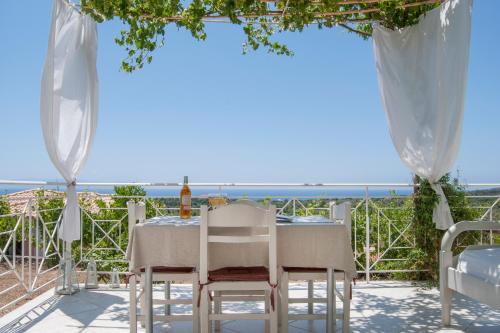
[283,267,344,273]
[208,266,269,282]
[283,267,327,273]
[139,266,195,273]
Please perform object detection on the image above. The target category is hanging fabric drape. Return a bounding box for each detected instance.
[41,0,98,241]
[372,0,472,230]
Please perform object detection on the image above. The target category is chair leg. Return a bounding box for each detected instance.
[342,274,351,333]
[209,291,214,333]
[269,287,278,333]
[165,280,171,316]
[140,277,146,328]
[265,290,270,333]
[441,286,452,326]
[145,266,153,333]
[280,271,289,333]
[326,268,336,333]
[192,274,200,333]
[277,283,282,329]
[441,250,453,326]
[307,280,314,315]
[130,275,137,333]
[214,291,221,332]
[200,287,210,333]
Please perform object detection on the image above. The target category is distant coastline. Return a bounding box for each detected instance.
[2,185,499,199]
[0,186,413,199]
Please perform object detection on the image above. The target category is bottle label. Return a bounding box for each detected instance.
[181,195,191,208]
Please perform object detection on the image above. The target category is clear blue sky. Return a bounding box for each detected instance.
[0,0,499,184]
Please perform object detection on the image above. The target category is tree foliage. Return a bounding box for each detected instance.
[412,174,481,281]
[0,199,12,247]
[79,0,439,71]
[0,199,9,216]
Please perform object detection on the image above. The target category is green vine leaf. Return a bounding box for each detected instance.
[80,0,440,72]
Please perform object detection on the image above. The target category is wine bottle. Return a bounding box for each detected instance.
[180,176,192,219]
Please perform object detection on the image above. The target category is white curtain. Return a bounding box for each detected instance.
[372,0,472,230]
[41,0,98,241]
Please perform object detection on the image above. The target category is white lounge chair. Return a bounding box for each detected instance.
[440,220,500,326]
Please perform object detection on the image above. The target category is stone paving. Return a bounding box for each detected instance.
[0,281,499,333]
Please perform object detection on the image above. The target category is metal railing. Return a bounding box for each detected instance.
[0,196,64,312]
[1,180,499,312]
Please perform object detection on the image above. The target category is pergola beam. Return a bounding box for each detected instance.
[139,0,442,24]
[260,0,397,4]
[77,0,442,24]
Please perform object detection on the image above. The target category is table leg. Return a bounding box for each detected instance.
[327,267,336,333]
[308,280,314,315]
[214,291,221,332]
[165,281,171,316]
[145,266,153,333]
[130,275,137,333]
[280,271,289,333]
[342,273,351,333]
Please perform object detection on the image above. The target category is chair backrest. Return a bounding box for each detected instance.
[136,202,146,222]
[330,201,352,243]
[200,201,277,284]
[127,201,146,239]
[127,200,137,238]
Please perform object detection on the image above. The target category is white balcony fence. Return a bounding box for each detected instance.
[1,181,499,313]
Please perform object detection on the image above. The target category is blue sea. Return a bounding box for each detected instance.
[0,185,412,199]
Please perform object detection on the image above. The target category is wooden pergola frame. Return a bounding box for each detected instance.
[148,0,443,24]
[73,0,443,25]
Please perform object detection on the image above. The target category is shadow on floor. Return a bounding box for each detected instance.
[0,290,126,333]
[349,287,499,333]
[0,283,498,333]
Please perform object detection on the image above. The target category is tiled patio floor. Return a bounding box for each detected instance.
[0,281,498,333]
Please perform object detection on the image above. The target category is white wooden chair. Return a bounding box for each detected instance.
[199,202,278,333]
[212,199,270,332]
[127,201,199,333]
[279,202,353,333]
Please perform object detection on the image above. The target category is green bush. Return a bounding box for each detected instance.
[413,175,482,281]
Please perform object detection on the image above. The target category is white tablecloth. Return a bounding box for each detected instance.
[126,216,356,277]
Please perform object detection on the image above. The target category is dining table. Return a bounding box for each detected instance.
[127,215,356,276]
